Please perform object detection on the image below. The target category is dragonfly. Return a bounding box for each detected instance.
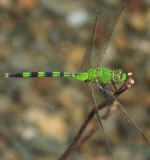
[5,2,148,158]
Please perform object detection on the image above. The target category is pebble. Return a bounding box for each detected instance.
[127,12,147,32]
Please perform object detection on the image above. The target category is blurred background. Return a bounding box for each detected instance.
[0,0,150,160]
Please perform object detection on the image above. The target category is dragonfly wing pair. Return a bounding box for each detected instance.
[79,3,126,158]
[79,3,126,72]
[79,2,148,157]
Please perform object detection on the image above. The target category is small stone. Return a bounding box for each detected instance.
[64,44,86,71]
[17,0,37,9]
[0,0,12,8]
[66,9,88,28]
[24,108,67,142]
[128,12,147,32]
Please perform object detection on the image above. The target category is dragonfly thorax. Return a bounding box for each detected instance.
[83,67,127,84]
[87,67,112,83]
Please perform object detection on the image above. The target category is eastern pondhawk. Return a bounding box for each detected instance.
[5,3,148,158]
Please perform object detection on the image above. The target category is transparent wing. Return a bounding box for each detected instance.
[114,99,149,145]
[97,78,149,145]
[88,81,113,158]
[79,10,100,72]
[92,3,126,68]
[79,3,126,72]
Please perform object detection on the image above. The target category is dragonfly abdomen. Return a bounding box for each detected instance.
[5,72,78,78]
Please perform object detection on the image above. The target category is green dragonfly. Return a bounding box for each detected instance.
[5,3,148,158]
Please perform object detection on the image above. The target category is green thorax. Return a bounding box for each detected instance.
[87,67,112,83]
[76,67,126,84]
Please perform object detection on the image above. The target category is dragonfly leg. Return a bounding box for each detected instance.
[99,83,114,95]
[99,84,104,91]
[112,82,118,91]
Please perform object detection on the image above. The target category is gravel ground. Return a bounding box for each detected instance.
[0,0,150,160]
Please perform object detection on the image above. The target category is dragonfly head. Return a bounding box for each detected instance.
[112,69,127,84]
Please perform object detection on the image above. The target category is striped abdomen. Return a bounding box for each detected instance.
[5,71,89,82]
[5,72,77,78]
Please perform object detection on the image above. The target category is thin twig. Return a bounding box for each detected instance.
[59,73,134,160]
